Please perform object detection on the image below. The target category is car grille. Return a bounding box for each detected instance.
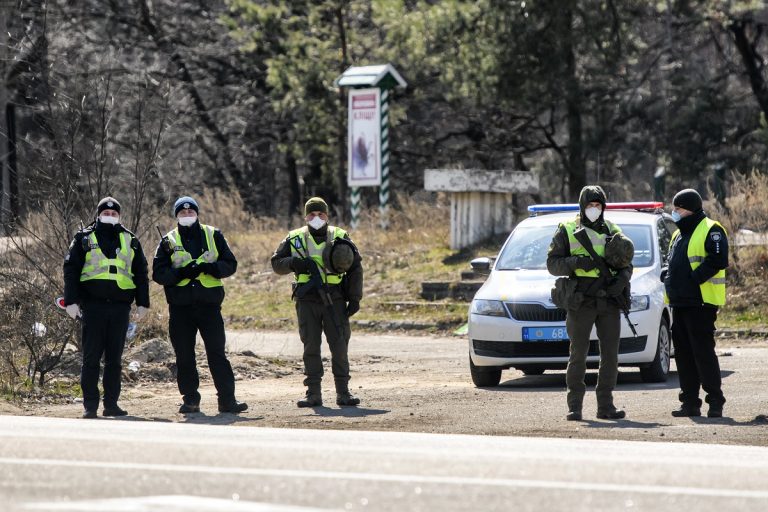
[472,336,647,358]
[504,303,566,322]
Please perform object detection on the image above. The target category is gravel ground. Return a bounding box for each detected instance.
[3,331,768,446]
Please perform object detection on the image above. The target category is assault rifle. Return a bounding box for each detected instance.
[573,228,638,337]
[293,255,344,340]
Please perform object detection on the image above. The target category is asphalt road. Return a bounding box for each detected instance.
[2,415,768,512]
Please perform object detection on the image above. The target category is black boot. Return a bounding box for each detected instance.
[179,400,200,414]
[566,410,582,421]
[102,405,128,417]
[82,409,98,419]
[597,408,626,420]
[336,392,360,406]
[707,405,723,418]
[671,404,701,417]
[297,390,323,408]
[218,399,248,414]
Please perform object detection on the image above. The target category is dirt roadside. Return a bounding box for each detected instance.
[3,330,768,446]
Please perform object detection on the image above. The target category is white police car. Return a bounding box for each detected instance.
[468,202,677,387]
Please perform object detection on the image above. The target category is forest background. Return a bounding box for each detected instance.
[1,1,768,391]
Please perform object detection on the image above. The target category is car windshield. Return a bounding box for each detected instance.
[495,223,654,270]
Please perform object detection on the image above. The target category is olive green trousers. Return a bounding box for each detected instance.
[296,299,352,393]
[565,299,621,413]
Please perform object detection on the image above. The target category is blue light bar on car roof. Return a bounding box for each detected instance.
[528,202,664,215]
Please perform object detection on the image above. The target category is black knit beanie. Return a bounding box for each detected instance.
[673,188,703,212]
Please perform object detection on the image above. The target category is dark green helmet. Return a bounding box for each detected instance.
[605,232,635,269]
[323,238,356,274]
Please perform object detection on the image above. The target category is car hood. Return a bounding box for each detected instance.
[473,266,657,304]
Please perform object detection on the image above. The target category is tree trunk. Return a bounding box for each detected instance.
[730,20,768,121]
[561,4,586,201]
[335,3,349,218]
[1,11,8,233]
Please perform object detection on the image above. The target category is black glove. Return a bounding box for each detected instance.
[346,300,360,317]
[291,257,311,273]
[198,262,216,276]
[605,277,627,297]
[159,237,172,255]
[659,267,668,283]
[575,257,596,271]
[178,263,202,280]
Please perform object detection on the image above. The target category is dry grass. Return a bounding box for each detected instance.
[707,172,768,327]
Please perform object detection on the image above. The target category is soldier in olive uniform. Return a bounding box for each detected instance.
[271,197,364,408]
[547,186,633,421]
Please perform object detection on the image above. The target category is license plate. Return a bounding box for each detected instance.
[522,326,569,341]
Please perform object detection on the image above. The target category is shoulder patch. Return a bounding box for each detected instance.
[710,232,722,242]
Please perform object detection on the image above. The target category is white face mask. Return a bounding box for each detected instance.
[307,216,327,230]
[99,215,119,225]
[584,206,602,223]
[177,214,197,227]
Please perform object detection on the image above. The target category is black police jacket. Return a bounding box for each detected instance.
[63,221,150,307]
[152,220,237,306]
[664,211,728,308]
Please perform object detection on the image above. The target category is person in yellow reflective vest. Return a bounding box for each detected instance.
[63,197,150,419]
[547,185,632,422]
[152,196,247,415]
[663,188,728,418]
[271,197,364,408]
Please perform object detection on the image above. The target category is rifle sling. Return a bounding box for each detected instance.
[573,228,613,296]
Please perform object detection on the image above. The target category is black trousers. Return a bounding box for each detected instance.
[296,299,351,393]
[80,301,130,411]
[671,306,725,407]
[168,304,236,404]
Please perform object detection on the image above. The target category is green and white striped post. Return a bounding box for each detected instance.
[350,186,361,230]
[379,88,390,230]
[335,64,406,232]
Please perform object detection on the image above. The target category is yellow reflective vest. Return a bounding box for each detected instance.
[563,219,621,278]
[288,226,347,285]
[166,224,223,288]
[669,218,726,306]
[79,231,136,290]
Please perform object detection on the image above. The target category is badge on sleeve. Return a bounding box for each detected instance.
[710,232,721,242]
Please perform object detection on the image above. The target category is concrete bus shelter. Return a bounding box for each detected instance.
[424,169,539,250]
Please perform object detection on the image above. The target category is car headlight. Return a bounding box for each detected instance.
[471,299,508,317]
[629,295,650,312]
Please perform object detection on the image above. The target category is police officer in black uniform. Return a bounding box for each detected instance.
[664,188,729,418]
[63,197,150,419]
[152,196,247,415]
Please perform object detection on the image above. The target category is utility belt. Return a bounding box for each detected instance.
[552,276,620,310]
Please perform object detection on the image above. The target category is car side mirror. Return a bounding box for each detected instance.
[470,257,492,275]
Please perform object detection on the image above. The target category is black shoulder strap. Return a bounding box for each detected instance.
[573,228,611,278]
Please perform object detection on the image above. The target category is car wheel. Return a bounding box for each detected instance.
[640,316,671,383]
[521,366,545,376]
[469,356,502,387]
